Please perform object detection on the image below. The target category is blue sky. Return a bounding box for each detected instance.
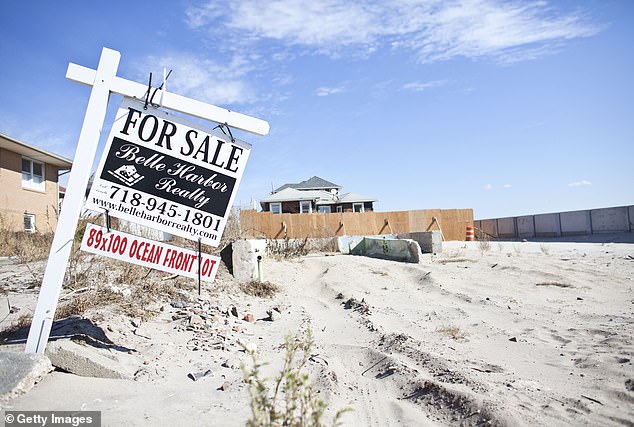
[1,0,632,219]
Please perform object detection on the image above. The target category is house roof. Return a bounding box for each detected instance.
[0,132,73,169]
[274,176,341,193]
[260,187,378,209]
[260,188,334,207]
[339,192,378,203]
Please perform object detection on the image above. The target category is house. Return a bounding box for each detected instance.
[0,132,72,232]
[260,176,377,214]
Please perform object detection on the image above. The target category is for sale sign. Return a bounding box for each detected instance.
[81,224,220,282]
[84,97,251,246]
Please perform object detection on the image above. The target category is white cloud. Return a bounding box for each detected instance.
[135,54,256,106]
[568,179,592,187]
[402,80,448,92]
[315,86,345,97]
[503,183,512,189]
[187,0,600,63]
[484,183,493,190]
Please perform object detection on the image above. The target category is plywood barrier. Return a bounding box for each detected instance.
[240,209,474,241]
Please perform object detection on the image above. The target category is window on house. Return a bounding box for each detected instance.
[24,213,36,233]
[336,206,343,213]
[270,203,282,214]
[300,201,312,214]
[22,158,45,191]
[353,203,364,213]
[318,206,331,213]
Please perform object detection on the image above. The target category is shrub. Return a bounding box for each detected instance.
[242,327,350,426]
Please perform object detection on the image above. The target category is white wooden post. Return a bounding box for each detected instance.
[25,48,121,353]
[25,47,269,353]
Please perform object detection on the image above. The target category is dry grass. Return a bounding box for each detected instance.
[437,325,469,340]
[240,280,280,298]
[266,237,310,259]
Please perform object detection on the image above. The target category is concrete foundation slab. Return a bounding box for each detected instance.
[337,235,396,254]
[0,352,53,403]
[45,340,137,379]
[350,237,422,263]
[397,231,442,254]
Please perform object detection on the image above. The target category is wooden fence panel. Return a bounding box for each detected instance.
[240,209,474,241]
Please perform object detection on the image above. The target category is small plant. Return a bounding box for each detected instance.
[437,325,469,340]
[447,248,465,258]
[240,280,280,298]
[242,327,350,426]
[478,238,491,253]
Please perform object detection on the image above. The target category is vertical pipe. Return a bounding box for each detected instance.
[198,238,201,296]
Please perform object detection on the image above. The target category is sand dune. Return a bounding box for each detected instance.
[2,240,633,426]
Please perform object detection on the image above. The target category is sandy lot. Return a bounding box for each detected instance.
[1,239,634,426]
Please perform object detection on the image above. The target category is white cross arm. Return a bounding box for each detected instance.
[66,62,270,136]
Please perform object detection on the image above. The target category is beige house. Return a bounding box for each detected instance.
[0,133,72,233]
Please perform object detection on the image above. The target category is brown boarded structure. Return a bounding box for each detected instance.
[240,209,474,241]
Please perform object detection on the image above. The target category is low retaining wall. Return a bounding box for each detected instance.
[397,231,442,254]
[475,205,634,240]
[348,237,422,263]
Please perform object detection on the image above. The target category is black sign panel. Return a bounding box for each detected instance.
[99,137,236,217]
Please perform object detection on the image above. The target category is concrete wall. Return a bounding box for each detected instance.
[534,213,561,237]
[350,237,422,263]
[475,205,633,240]
[337,234,396,254]
[397,231,442,254]
[560,210,591,236]
[516,216,535,238]
[496,217,516,238]
[590,207,630,233]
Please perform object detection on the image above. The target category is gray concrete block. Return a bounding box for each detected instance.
[0,352,53,402]
[231,239,267,281]
[397,232,442,254]
[351,237,422,263]
[45,340,136,379]
[337,235,396,254]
